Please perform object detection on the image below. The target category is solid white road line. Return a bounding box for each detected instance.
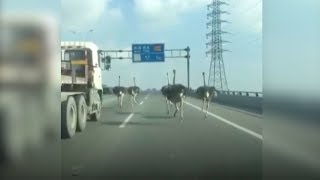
[119,113,134,128]
[185,101,263,140]
[212,102,262,118]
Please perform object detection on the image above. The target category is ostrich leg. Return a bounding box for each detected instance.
[117,96,120,109]
[134,94,138,104]
[202,98,205,112]
[180,98,184,121]
[131,95,134,111]
[205,100,210,118]
[120,94,124,109]
[174,103,180,117]
[166,98,170,115]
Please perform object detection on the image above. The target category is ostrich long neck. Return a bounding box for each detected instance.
[133,77,136,86]
[173,71,176,85]
[118,76,120,86]
[166,73,170,85]
[203,73,206,87]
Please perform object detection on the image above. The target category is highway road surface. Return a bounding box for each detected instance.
[62,93,262,180]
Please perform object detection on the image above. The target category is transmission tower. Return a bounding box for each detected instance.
[206,0,230,91]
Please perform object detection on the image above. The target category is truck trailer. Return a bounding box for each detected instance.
[61,41,103,138]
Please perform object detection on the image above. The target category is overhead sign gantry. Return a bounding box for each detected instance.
[98,44,191,89]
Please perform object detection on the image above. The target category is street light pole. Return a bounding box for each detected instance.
[185,46,190,89]
[84,29,94,41]
[69,29,93,41]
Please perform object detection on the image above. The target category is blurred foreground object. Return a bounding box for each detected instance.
[0,13,60,177]
[263,0,320,179]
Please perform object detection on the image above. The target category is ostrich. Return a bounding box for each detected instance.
[166,69,188,121]
[127,77,140,109]
[161,72,173,114]
[113,76,127,110]
[196,72,217,118]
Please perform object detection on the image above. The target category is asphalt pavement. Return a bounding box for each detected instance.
[61,93,262,180]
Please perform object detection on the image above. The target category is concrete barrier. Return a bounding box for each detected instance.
[215,93,262,114]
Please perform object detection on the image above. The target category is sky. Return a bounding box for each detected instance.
[59,0,263,91]
[2,0,263,92]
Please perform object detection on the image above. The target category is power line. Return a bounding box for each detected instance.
[228,20,262,41]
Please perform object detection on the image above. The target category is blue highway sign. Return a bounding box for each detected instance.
[132,44,165,63]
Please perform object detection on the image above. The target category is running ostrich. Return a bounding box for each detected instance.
[113,76,127,110]
[166,69,188,120]
[161,72,173,114]
[196,72,217,118]
[127,77,140,109]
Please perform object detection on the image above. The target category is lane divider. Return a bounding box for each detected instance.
[119,95,148,128]
[185,101,263,140]
[119,113,134,128]
[141,94,149,104]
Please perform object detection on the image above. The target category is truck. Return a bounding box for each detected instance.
[61,41,103,138]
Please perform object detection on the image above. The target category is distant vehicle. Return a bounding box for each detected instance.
[61,41,103,138]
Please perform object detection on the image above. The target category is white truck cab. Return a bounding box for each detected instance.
[61,41,102,90]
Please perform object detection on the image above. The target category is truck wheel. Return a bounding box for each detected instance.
[76,95,87,132]
[61,96,77,138]
[91,97,101,122]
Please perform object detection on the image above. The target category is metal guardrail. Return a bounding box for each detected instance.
[217,90,263,98]
[186,89,263,114]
